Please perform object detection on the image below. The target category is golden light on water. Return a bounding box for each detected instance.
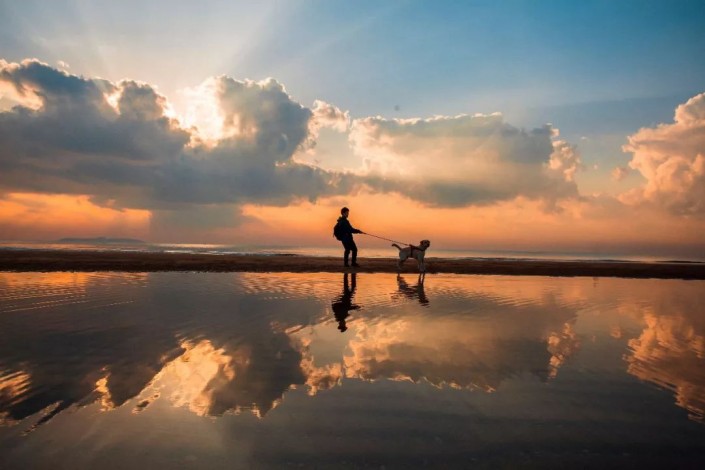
[0,272,91,291]
[95,375,114,411]
[0,370,32,424]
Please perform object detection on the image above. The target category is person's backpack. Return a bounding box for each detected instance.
[333,221,344,240]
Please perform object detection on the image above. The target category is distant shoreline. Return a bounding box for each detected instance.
[56,237,146,244]
[1,249,704,279]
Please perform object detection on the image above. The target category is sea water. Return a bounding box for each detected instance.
[1,272,704,468]
[2,240,703,263]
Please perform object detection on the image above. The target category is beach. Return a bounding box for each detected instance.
[1,249,703,279]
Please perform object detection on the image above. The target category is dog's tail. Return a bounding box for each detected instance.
[391,243,403,251]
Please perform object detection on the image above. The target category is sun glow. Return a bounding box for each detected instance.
[0,192,150,241]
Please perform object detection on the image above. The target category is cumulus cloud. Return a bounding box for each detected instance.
[310,99,349,133]
[612,166,630,181]
[0,58,585,236]
[548,140,582,182]
[348,113,581,207]
[0,59,190,202]
[622,92,705,216]
[0,59,355,230]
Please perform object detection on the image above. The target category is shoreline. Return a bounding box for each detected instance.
[1,249,704,279]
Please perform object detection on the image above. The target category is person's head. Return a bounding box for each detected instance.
[341,207,349,218]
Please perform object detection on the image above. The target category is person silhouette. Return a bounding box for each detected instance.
[331,273,360,332]
[334,207,364,268]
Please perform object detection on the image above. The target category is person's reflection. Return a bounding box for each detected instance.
[396,273,429,306]
[331,273,360,332]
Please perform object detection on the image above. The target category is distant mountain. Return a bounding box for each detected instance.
[57,237,146,245]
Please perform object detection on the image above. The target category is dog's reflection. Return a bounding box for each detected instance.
[331,273,361,332]
[395,273,429,306]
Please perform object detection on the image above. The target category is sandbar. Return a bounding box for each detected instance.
[1,249,704,279]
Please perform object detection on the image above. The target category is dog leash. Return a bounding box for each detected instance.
[361,232,410,246]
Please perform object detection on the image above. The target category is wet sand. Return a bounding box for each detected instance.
[1,249,704,279]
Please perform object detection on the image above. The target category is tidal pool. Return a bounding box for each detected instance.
[1,272,704,468]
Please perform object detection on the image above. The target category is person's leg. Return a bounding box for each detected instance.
[342,240,352,266]
[350,240,358,265]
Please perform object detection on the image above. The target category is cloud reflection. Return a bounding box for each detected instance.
[1,272,704,430]
[339,315,577,392]
[301,273,580,393]
[626,306,705,422]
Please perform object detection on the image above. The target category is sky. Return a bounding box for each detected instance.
[0,0,704,257]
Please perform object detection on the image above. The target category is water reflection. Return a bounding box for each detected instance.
[393,273,429,306]
[331,273,360,332]
[0,272,160,428]
[0,272,704,434]
[623,287,705,422]
[336,300,578,391]
[145,336,306,419]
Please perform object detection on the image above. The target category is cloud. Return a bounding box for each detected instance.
[548,139,582,182]
[147,203,256,241]
[612,166,630,181]
[310,99,349,134]
[1,58,585,238]
[0,59,354,231]
[0,60,190,202]
[622,92,705,216]
[348,113,581,207]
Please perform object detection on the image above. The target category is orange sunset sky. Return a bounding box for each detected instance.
[1,2,704,258]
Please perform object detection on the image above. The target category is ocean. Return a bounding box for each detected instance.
[1,240,702,263]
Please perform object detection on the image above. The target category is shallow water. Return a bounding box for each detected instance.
[4,240,704,263]
[1,272,704,468]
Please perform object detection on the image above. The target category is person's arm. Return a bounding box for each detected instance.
[350,221,363,234]
[345,219,363,234]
